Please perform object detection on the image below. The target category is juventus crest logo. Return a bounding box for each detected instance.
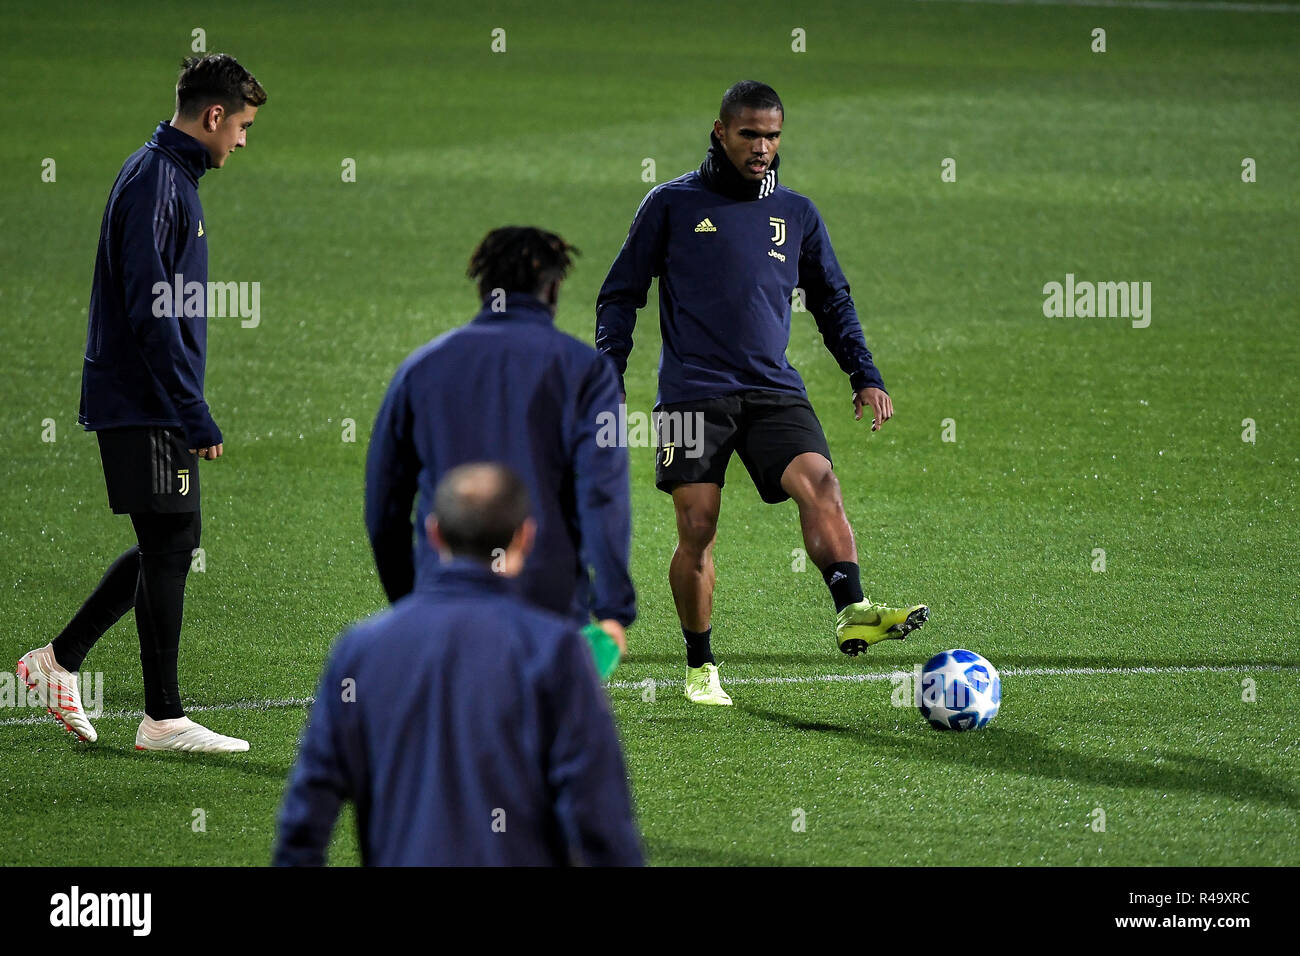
[178,469,190,496]
[660,443,676,467]
[769,216,786,247]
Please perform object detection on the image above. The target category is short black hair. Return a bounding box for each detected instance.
[176,54,267,119]
[719,80,783,127]
[466,226,578,299]
[432,463,531,563]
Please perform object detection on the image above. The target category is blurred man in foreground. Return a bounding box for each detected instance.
[276,463,643,866]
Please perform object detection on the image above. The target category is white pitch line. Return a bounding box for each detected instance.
[1,664,1295,727]
[0,697,315,728]
[609,662,1300,690]
[914,0,1300,13]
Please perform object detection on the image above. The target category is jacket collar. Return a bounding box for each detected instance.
[698,130,780,201]
[470,291,557,325]
[419,556,518,596]
[146,121,212,186]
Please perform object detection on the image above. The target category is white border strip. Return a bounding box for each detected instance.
[914,0,1300,13]
[0,697,315,728]
[1,664,1295,727]
[609,662,1300,690]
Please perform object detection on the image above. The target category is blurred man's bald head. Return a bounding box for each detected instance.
[430,463,532,564]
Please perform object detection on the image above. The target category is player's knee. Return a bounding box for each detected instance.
[676,509,718,554]
[138,546,192,580]
[792,463,842,512]
[816,468,844,508]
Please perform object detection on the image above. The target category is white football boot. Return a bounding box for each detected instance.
[135,715,248,753]
[16,644,98,743]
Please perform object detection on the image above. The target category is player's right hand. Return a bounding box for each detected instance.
[190,443,224,460]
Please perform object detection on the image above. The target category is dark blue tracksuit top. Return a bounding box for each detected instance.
[365,293,636,627]
[596,132,886,406]
[80,121,222,449]
[274,559,644,866]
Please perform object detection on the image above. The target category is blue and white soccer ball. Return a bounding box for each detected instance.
[918,649,1001,731]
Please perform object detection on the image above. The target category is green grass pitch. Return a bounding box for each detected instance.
[0,0,1296,866]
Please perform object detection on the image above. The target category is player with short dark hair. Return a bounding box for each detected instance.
[174,53,268,120]
[277,463,643,866]
[465,225,577,302]
[17,54,266,750]
[596,80,928,705]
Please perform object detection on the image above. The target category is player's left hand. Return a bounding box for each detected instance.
[853,388,892,431]
[598,619,628,658]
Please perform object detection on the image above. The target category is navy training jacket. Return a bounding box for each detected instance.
[80,121,222,449]
[274,559,644,866]
[365,293,636,628]
[596,132,886,406]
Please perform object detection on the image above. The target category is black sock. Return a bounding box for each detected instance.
[823,561,864,612]
[51,546,141,672]
[135,548,189,719]
[131,512,198,720]
[682,627,714,668]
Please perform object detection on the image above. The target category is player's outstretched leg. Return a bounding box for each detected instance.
[49,545,141,673]
[780,453,929,655]
[670,483,732,705]
[836,601,929,655]
[18,545,142,743]
[16,644,98,743]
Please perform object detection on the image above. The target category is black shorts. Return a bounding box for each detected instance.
[653,390,832,504]
[97,427,201,515]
